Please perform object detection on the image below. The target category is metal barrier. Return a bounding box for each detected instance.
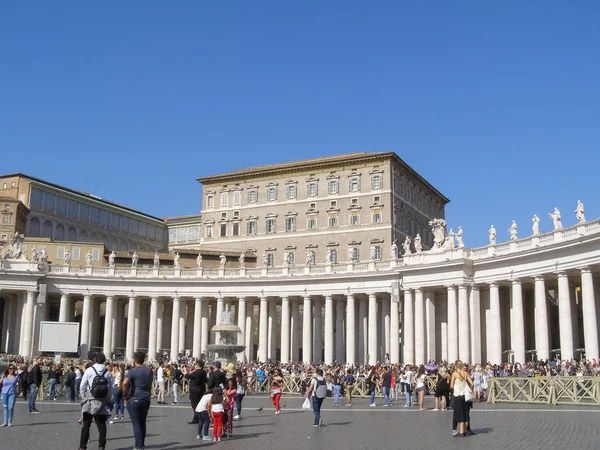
[488,377,600,405]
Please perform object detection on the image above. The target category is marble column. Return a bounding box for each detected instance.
[156,299,164,355]
[59,294,69,322]
[581,268,599,361]
[335,298,345,362]
[90,299,101,350]
[358,298,367,363]
[346,294,355,364]
[458,285,470,362]
[381,297,390,360]
[533,276,550,360]
[191,298,202,359]
[200,298,209,356]
[314,299,323,362]
[280,297,290,363]
[368,293,377,365]
[78,294,91,359]
[302,296,312,363]
[290,300,300,362]
[390,294,400,364]
[126,297,136,361]
[103,296,114,358]
[425,291,436,362]
[245,302,254,361]
[170,297,180,362]
[488,283,502,364]
[236,297,246,361]
[557,272,574,360]
[414,289,425,365]
[20,291,37,357]
[114,300,124,355]
[178,301,186,353]
[447,286,458,363]
[148,297,159,361]
[268,299,276,360]
[469,286,481,364]
[216,297,224,324]
[324,295,334,364]
[510,280,525,363]
[1,296,13,353]
[403,290,414,364]
[258,296,268,362]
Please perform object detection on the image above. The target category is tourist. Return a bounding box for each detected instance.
[433,366,450,411]
[345,368,355,406]
[450,360,473,437]
[170,363,182,404]
[223,378,237,438]
[381,366,393,406]
[305,368,327,427]
[367,366,379,407]
[122,352,153,450]
[404,365,414,407]
[78,353,113,450]
[1,364,20,426]
[29,357,43,413]
[210,387,225,442]
[65,366,76,402]
[233,372,246,419]
[183,360,207,424]
[207,361,227,390]
[472,365,483,401]
[415,365,427,410]
[111,364,125,422]
[332,370,342,405]
[195,388,213,441]
[47,363,58,400]
[271,368,283,414]
[18,365,28,400]
[75,364,83,399]
[156,363,166,404]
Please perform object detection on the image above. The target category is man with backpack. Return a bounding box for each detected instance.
[78,352,113,450]
[305,368,328,427]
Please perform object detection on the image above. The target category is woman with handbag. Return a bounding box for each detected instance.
[450,360,474,437]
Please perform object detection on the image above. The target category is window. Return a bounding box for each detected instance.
[266,217,276,233]
[92,248,100,261]
[233,191,241,205]
[55,196,67,215]
[330,200,337,207]
[99,209,109,228]
[351,247,360,262]
[30,187,43,208]
[110,213,119,230]
[350,212,360,225]
[349,177,361,192]
[374,245,382,260]
[207,195,214,208]
[2,184,5,189]
[43,192,56,211]
[286,185,296,199]
[309,202,316,209]
[232,223,239,236]
[221,212,227,219]
[220,224,227,237]
[373,196,381,203]
[351,198,358,205]
[267,186,277,201]
[11,182,14,187]
[1,215,9,224]
[247,190,257,203]
[1,234,7,241]
[328,214,338,228]
[328,180,339,194]
[287,252,295,265]
[372,208,382,223]
[328,248,338,263]
[233,210,239,217]
[307,215,317,229]
[67,200,79,218]
[307,182,318,197]
[220,192,228,207]
[72,248,80,260]
[206,225,213,238]
[247,221,257,235]
[371,174,383,190]
[266,253,274,267]
[57,247,65,259]
[285,217,296,232]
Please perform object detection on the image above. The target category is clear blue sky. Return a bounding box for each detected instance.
[1,1,599,247]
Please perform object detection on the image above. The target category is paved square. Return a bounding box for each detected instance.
[1,395,599,449]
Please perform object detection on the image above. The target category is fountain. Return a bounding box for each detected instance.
[205,305,246,363]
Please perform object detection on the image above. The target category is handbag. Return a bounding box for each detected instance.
[464,383,474,402]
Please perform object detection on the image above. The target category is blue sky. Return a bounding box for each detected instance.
[1,1,599,247]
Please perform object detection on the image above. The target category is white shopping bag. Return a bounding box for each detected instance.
[302,397,311,410]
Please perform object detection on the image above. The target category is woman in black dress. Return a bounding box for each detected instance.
[434,367,450,410]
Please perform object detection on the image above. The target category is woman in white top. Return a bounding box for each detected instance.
[450,360,474,437]
[415,365,427,411]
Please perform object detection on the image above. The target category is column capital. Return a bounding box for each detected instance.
[470,284,480,292]
[511,279,522,286]
[237,296,246,301]
[488,281,499,288]
[457,285,468,291]
[414,288,423,294]
[445,284,456,290]
[556,271,568,278]
[579,266,592,274]
[534,275,546,282]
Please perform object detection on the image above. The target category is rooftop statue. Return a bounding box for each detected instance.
[549,207,563,230]
[509,220,518,241]
[532,215,540,236]
[575,200,586,223]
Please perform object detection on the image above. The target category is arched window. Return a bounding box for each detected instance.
[67,226,77,241]
[42,220,53,238]
[28,217,41,236]
[79,229,88,241]
[55,223,65,240]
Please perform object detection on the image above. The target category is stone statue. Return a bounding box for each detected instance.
[283,250,290,266]
[390,240,398,259]
[5,232,25,259]
[508,220,518,241]
[326,248,332,264]
[86,250,93,267]
[238,251,246,268]
[196,253,203,268]
[219,253,226,269]
[347,247,354,262]
[370,244,376,260]
[414,234,423,253]
[31,246,40,262]
[428,218,447,250]
[444,229,455,250]
[489,225,497,245]
[456,226,464,248]
[153,252,160,268]
[39,248,48,264]
[131,252,138,268]
[549,207,563,230]
[263,251,269,267]
[174,253,181,268]
[402,236,412,256]
[532,215,540,236]
[575,200,586,223]
[221,304,233,324]
[108,251,116,267]
[63,248,71,265]
[305,249,313,266]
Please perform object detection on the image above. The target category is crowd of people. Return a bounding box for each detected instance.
[1,352,600,446]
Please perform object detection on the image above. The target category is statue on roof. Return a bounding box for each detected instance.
[428,218,447,250]
[153,252,160,268]
[174,252,181,269]
[508,220,518,241]
[414,234,423,253]
[131,252,138,268]
[86,250,93,267]
[108,251,115,267]
[532,215,540,236]
[575,200,586,223]
[238,251,246,268]
[196,253,202,268]
[549,207,562,230]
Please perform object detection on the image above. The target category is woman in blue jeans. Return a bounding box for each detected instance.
[111,365,126,422]
[1,364,21,426]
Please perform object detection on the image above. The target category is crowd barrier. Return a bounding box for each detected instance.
[488,376,600,405]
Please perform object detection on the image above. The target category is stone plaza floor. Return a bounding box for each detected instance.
[1,395,599,449]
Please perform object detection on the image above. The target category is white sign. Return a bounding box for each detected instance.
[38,321,80,353]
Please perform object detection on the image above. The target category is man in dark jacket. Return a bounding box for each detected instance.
[206,361,227,391]
[183,360,208,424]
[29,357,43,413]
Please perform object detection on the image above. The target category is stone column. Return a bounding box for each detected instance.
[200,299,209,356]
[302,296,312,363]
[192,298,202,359]
[156,299,164,356]
[280,297,290,363]
[469,286,481,364]
[557,272,574,360]
[358,297,367,363]
[170,297,180,362]
[179,301,186,353]
[133,298,141,352]
[488,283,502,364]
[290,299,300,362]
[346,294,356,365]
[20,291,37,357]
[533,277,549,361]
[245,302,254,361]
[258,296,268,362]
[103,296,114,358]
[148,297,159,361]
[511,280,525,363]
[324,295,334,364]
[403,289,414,364]
[314,299,323,362]
[390,294,400,364]
[367,293,378,365]
[216,297,224,324]
[78,294,91,359]
[59,294,69,322]
[458,285,470,362]
[236,297,246,361]
[268,299,276,360]
[335,298,345,362]
[581,268,599,361]
[447,286,458,363]
[425,291,436,362]
[414,289,425,364]
[126,297,136,361]
[381,297,390,360]
[1,296,13,353]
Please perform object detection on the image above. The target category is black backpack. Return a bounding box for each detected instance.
[90,368,110,400]
[315,378,328,399]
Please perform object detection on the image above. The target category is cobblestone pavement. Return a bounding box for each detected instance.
[1,396,599,450]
